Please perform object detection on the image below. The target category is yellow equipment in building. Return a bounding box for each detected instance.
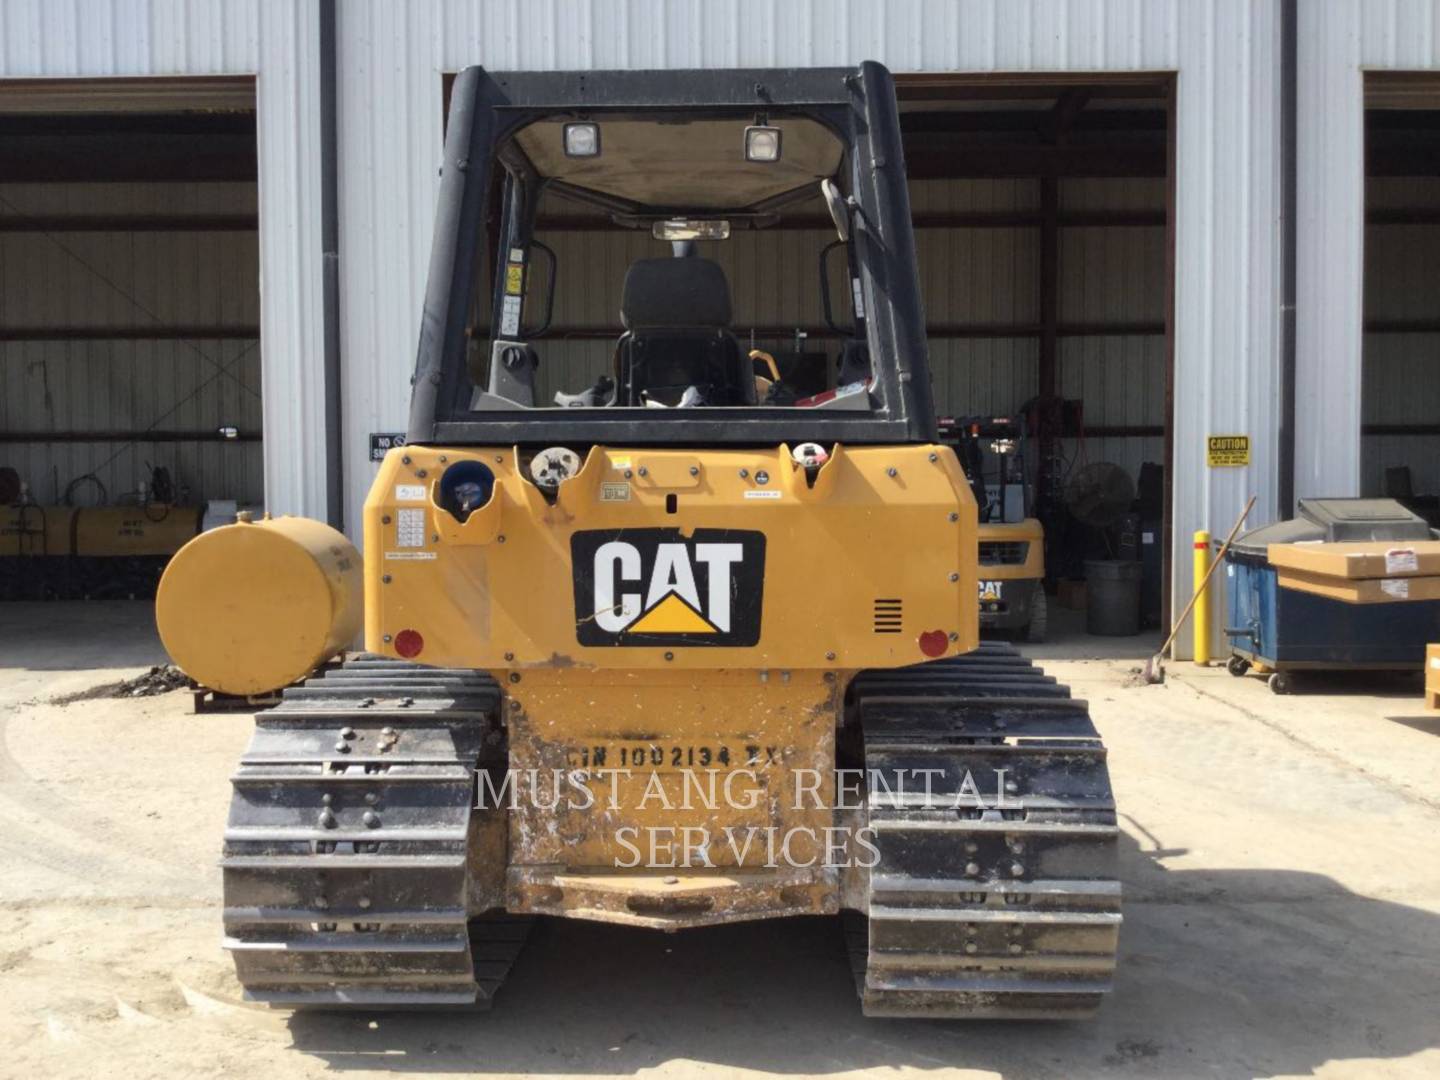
[159,62,1119,1018]
[0,502,202,599]
[978,516,1048,639]
[940,414,1048,641]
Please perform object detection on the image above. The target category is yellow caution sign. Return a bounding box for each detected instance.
[1207,435,1250,467]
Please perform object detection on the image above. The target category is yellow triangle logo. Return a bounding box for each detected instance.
[626,592,716,634]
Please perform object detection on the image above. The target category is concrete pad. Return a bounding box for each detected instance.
[0,601,1437,1078]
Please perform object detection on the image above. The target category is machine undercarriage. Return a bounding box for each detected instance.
[223,646,1117,1017]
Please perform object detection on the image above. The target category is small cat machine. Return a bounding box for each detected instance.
[157,62,1119,1018]
[939,415,1047,642]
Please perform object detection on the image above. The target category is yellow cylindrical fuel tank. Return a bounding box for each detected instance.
[156,515,362,696]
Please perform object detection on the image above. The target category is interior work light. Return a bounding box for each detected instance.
[563,122,600,157]
[744,124,782,162]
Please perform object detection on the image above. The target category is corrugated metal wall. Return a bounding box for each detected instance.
[1058,178,1168,478]
[1364,177,1440,497]
[339,0,1280,654]
[1300,0,1440,503]
[913,178,1039,434]
[0,182,262,506]
[0,0,326,518]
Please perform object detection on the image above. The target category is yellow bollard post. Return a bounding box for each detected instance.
[1193,529,1212,666]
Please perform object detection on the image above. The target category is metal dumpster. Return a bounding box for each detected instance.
[1224,498,1440,692]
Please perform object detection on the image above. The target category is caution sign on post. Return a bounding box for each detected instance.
[1206,435,1250,467]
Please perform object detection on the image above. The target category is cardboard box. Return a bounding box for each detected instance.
[1275,567,1440,604]
[1267,540,1440,580]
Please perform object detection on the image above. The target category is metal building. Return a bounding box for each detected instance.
[2,0,1436,653]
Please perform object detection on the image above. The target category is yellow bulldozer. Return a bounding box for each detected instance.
[156,62,1119,1019]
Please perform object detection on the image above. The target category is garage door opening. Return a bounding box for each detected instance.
[0,76,259,601]
[895,74,1175,646]
[1362,73,1440,523]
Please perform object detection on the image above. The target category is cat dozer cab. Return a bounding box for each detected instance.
[161,63,1120,1019]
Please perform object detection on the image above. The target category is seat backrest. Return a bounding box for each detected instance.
[616,257,752,406]
[621,257,732,330]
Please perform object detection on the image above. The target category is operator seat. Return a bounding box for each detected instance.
[615,257,753,407]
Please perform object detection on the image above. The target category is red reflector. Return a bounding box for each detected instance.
[394,629,424,659]
[918,630,948,657]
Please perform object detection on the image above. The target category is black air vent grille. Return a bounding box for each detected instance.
[979,540,1029,566]
[873,598,903,634]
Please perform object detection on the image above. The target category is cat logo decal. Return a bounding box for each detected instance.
[571,529,765,646]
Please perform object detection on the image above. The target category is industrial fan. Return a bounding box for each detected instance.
[1064,461,1136,531]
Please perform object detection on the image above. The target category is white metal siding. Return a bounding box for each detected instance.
[1299,1,1440,505]
[0,0,327,519]
[338,0,1280,655]
[1297,1,1366,502]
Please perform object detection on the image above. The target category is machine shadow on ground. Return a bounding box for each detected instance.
[284,831,1440,1078]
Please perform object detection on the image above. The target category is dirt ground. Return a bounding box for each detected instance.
[1,600,1438,1080]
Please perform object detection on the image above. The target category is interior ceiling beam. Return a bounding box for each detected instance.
[0,133,257,182]
[0,214,257,232]
[1080,425,1166,438]
[903,142,1165,179]
[0,430,261,444]
[1366,110,1440,131]
[0,112,256,135]
[1365,319,1440,333]
[895,72,1172,102]
[1364,117,1440,175]
[1362,423,1440,436]
[0,75,255,114]
[1365,72,1440,109]
[900,109,1165,135]
[1366,144,1440,177]
[0,326,259,341]
[1368,208,1440,225]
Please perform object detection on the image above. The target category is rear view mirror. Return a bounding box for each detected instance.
[652,219,731,241]
[819,239,857,334]
[821,178,850,242]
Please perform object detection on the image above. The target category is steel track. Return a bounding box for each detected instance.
[221,658,528,1009]
[847,642,1122,1019]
